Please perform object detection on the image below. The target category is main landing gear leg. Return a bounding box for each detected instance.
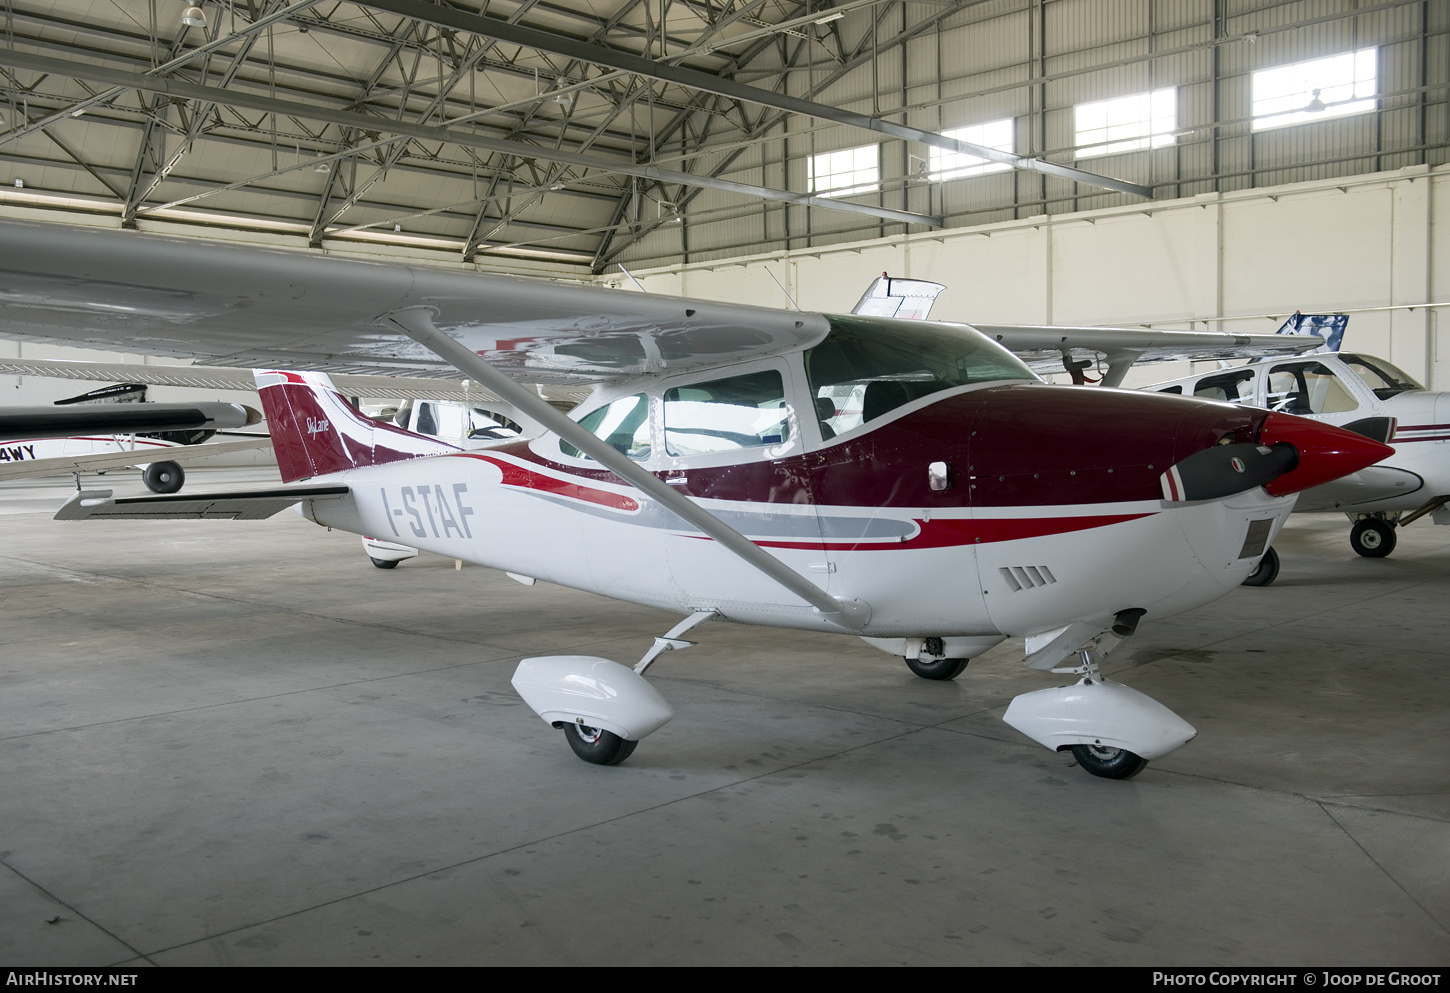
[511,611,717,767]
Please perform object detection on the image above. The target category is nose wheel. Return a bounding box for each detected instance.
[563,723,638,766]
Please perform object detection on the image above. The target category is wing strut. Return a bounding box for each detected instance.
[382,307,871,630]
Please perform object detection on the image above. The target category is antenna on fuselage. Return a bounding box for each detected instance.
[617,264,648,293]
[765,266,800,311]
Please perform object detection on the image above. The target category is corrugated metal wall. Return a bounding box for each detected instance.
[622,0,1447,268]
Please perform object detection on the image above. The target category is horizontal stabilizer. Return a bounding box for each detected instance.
[55,484,349,521]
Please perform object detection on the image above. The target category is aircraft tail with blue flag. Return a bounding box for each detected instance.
[1275,311,1348,352]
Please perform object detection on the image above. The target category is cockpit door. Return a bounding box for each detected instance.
[1264,360,1366,427]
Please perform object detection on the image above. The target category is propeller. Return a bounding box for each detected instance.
[1161,412,1394,502]
[1160,442,1297,502]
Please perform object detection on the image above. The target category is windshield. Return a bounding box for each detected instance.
[1341,354,1424,399]
[804,315,1038,434]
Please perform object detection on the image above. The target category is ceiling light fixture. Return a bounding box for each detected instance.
[181,5,207,28]
[1305,88,1326,112]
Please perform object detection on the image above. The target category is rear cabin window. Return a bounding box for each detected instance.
[1192,369,1256,403]
[561,393,651,460]
[804,314,1037,436]
[663,370,790,457]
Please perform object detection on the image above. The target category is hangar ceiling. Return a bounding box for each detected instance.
[0,0,1443,274]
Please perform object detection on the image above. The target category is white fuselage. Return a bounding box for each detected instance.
[1146,353,1450,515]
[303,441,1295,643]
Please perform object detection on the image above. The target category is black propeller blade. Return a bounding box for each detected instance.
[1162,442,1299,502]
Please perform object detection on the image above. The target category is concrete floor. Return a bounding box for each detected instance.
[1,467,1447,966]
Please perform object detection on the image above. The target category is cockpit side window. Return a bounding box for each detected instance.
[561,393,651,460]
[1192,369,1256,403]
[663,370,790,457]
[1267,362,1359,415]
[804,315,1037,433]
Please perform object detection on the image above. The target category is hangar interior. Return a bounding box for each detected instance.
[0,0,1448,967]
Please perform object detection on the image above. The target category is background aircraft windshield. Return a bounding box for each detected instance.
[805,315,1038,435]
[1340,354,1424,399]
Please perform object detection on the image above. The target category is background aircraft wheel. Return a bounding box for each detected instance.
[564,724,638,765]
[1350,519,1396,557]
[1069,743,1148,780]
[1241,547,1279,587]
[142,461,185,494]
[369,557,400,569]
[905,656,969,680]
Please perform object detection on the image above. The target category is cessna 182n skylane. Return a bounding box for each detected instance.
[0,218,1389,779]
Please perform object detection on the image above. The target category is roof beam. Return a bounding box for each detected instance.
[354,0,1153,199]
[0,47,941,230]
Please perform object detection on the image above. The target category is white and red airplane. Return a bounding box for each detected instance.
[1140,316,1449,578]
[2,218,1391,779]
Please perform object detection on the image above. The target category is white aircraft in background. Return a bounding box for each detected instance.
[2,217,1390,779]
[1141,314,1449,582]
[0,380,263,491]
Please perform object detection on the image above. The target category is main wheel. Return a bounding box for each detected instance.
[1070,743,1148,780]
[142,461,185,494]
[1350,518,1396,558]
[1241,546,1279,587]
[369,557,400,569]
[564,724,638,766]
[905,656,969,680]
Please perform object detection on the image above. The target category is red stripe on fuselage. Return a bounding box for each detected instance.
[453,452,639,512]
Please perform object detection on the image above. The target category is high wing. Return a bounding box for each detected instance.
[0,218,828,384]
[0,436,272,483]
[975,324,1324,386]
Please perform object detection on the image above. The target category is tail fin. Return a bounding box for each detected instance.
[254,370,456,483]
[851,273,948,321]
[1275,311,1348,352]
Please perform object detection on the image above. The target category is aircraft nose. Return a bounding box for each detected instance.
[1256,411,1393,495]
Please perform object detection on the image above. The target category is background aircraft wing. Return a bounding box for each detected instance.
[0,357,593,404]
[0,400,259,441]
[973,324,1325,386]
[0,437,272,483]
[54,484,349,521]
[0,219,829,385]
